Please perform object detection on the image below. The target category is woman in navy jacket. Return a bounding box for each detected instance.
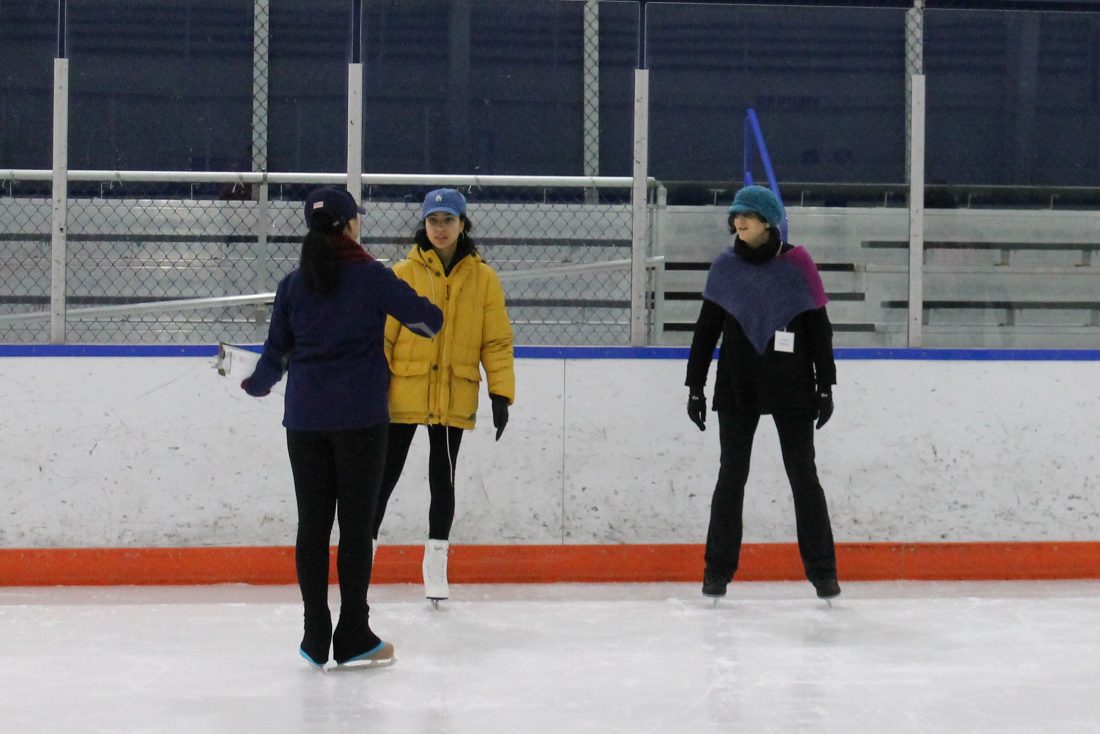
[243,186,442,669]
[685,185,840,603]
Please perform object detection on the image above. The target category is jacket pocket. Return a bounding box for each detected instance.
[448,363,482,420]
[391,360,431,377]
[450,364,482,383]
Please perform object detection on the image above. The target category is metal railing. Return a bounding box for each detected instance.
[0,170,658,346]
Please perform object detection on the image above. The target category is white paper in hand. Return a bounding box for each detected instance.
[215,342,284,396]
[215,342,260,378]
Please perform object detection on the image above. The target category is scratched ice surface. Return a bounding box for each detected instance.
[3,581,1099,734]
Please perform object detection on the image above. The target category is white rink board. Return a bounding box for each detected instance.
[2,353,1099,548]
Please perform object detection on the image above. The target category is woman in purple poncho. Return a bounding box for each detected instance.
[684,185,841,602]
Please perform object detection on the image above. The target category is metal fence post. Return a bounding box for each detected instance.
[348,0,364,224]
[651,184,668,343]
[50,3,69,344]
[251,0,271,290]
[905,0,924,176]
[582,0,600,204]
[630,69,650,346]
[908,74,926,348]
[347,63,364,214]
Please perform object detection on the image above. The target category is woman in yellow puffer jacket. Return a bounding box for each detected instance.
[373,188,515,604]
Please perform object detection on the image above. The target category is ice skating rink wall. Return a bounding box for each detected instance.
[2,345,1099,584]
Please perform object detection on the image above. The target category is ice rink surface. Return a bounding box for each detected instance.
[3,580,1099,734]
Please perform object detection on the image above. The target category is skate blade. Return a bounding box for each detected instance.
[299,648,326,673]
[335,657,395,670]
[427,598,446,609]
[335,641,396,670]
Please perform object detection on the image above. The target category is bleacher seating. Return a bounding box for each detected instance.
[654,206,1100,349]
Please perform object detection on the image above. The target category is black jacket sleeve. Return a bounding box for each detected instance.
[685,298,724,393]
[803,306,837,391]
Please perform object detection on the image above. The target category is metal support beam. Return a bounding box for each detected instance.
[0,258,666,324]
[50,58,69,344]
[630,69,650,346]
[904,0,924,175]
[251,0,269,176]
[251,0,271,291]
[908,74,926,347]
[2,170,639,188]
[347,62,364,233]
[582,0,600,203]
[348,0,364,217]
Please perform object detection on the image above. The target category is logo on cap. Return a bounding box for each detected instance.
[435,194,443,202]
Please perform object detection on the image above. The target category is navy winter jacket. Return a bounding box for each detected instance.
[248,260,443,431]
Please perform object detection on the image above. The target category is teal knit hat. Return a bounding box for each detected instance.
[727,185,785,226]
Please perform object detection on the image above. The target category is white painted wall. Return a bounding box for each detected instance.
[3,356,1098,548]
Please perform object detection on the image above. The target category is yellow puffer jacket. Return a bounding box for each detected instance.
[384,244,515,429]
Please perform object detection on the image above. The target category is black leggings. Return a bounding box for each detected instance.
[286,425,387,630]
[705,410,837,583]
[373,423,464,541]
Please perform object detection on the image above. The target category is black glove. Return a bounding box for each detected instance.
[687,392,707,431]
[241,377,270,397]
[490,393,509,441]
[815,389,834,430]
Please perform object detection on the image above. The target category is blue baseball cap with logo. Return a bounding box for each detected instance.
[304,186,366,229]
[422,188,467,219]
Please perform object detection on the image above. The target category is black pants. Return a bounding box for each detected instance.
[705,410,837,583]
[286,425,387,634]
[373,422,464,541]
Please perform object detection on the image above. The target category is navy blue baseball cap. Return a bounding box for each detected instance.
[304,187,366,229]
[421,188,467,219]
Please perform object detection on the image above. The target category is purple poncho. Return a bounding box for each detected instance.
[702,245,829,354]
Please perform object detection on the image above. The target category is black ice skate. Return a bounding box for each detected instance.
[813,576,841,605]
[702,569,728,604]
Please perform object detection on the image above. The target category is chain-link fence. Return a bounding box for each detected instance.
[0,185,52,344]
[0,0,650,347]
[357,184,637,346]
[6,1,1098,351]
[0,177,638,346]
[582,0,601,204]
[251,0,270,179]
[904,0,924,181]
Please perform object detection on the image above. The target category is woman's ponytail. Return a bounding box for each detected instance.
[300,211,342,294]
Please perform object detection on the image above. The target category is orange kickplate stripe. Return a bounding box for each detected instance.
[1,542,1099,586]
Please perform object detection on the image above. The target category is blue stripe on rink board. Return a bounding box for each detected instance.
[0,344,223,357]
[1,344,1099,361]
